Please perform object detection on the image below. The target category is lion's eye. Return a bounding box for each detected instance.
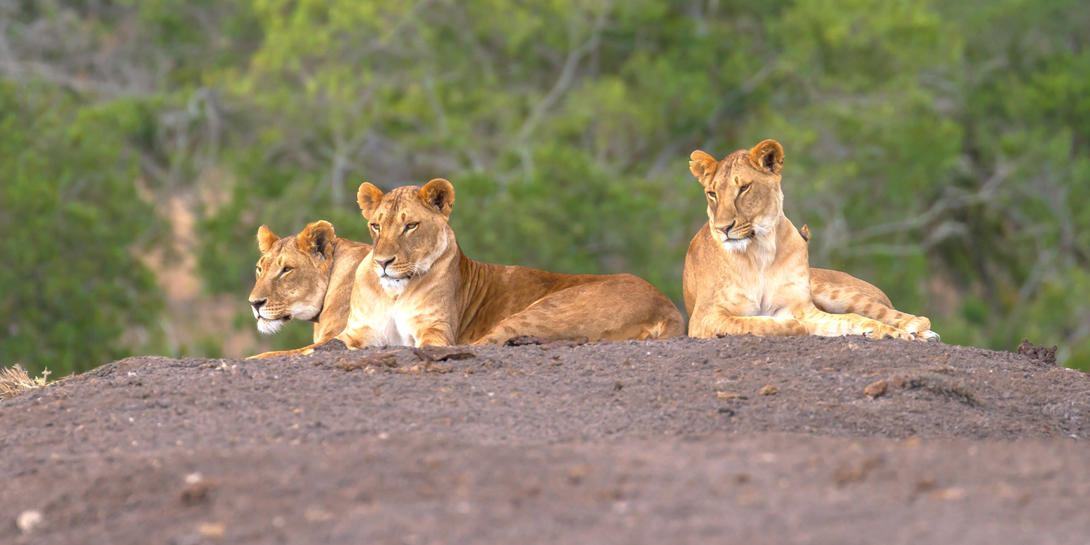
[706,191,717,201]
[278,266,292,278]
[738,183,752,196]
[404,222,419,233]
[370,223,380,232]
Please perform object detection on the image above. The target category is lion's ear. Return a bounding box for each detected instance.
[357,182,384,220]
[419,178,455,219]
[297,220,336,260]
[748,139,784,175]
[257,225,279,254]
[689,150,718,185]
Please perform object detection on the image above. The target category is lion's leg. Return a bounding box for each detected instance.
[414,324,455,347]
[687,301,808,338]
[810,270,939,342]
[794,306,916,340]
[472,277,683,344]
[246,342,324,359]
[834,298,936,341]
[813,289,931,333]
[688,314,808,338]
[336,326,373,349]
[472,312,567,345]
[810,268,893,309]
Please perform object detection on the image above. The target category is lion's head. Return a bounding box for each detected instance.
[356,178,456,294]
[689,139,785,252]
[248,220,337,334]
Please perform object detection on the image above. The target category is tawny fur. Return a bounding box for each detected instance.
[683,139,937,341]
[251,179,684,357]
[248,221,371,354]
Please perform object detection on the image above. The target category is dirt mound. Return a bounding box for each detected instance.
[2,336,1088,544]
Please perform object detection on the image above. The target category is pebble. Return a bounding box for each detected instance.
[17,510,42,534]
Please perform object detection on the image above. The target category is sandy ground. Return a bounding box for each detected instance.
[2,335,1088,544]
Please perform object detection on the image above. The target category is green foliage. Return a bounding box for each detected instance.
[0,82,163,376]
[4,0,1090,371]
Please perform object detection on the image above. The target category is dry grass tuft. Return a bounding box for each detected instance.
[0,364,51,399]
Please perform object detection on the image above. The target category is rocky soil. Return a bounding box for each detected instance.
[2,336,1087,544]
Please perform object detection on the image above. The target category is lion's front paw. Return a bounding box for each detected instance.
[900,316,933,336]
[917,329,941,343]
[864,324,913,340]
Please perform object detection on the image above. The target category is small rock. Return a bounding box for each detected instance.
[336,352,399,371]
[932,487,966,501]
[912,477,937,498]
[1017,339,1057,366]
[864,379,889,398]
[199,522,225,538]
[304,507,334,522]
[716,391,746,401]
[505,335,547,346]
[832,456,883,486]
[180,480,216,506]
[16,510,42,534]
[759,385,778,396]
[505,335,588,348]
[313,338,348,352]
[413,347,477,362]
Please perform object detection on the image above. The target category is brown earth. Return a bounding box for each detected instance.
[2,336,1088,544]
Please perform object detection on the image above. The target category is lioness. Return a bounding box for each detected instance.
[683,139,938,340]
[248,220,371,345]
[254,178,685,357]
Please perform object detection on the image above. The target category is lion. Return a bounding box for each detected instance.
[251,178,685,357]
[248,220,371,346]
[683,139,938,341]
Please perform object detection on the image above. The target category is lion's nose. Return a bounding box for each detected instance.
[376,256,395,271]
[718,221,736,236]
[250,298,267,311]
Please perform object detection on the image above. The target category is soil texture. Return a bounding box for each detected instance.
[2,336,1088,544]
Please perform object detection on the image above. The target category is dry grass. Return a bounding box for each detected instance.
[0,364,50,399]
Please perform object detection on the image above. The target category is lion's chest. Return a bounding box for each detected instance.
[715,264,802,318]
[723,282,792,318]
[373,307,417,347]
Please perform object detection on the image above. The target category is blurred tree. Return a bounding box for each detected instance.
[0,82,164,375]
[2,0,1088,371]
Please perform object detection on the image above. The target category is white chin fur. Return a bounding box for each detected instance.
[290,303,320,321]
[379,275,408,295]
[720,238,752,253]
[257,317,286,335]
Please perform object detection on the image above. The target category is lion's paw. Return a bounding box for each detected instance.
[917,329,941,343]
[900,316,933,336]
[864,324,913,340]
